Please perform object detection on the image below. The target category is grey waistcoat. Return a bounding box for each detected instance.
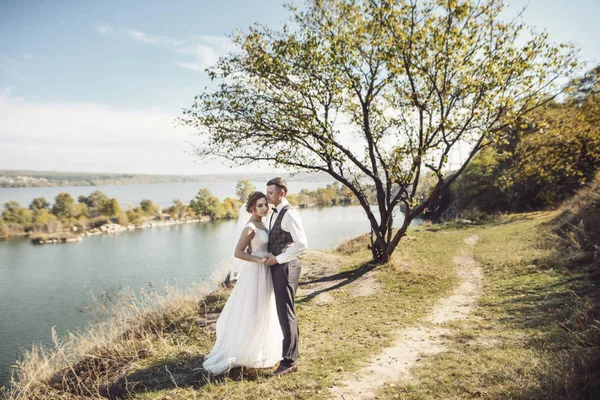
[268,205,294,257]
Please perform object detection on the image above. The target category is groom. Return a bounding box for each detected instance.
[265,177,307,376]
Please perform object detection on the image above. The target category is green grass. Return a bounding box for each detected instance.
[133,226,468,399]
[5,212,598,399]
[380,212,600,399]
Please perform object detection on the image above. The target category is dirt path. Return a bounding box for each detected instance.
[330,235,482,400]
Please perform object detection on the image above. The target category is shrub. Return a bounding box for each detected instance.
[552,171,600,256]
[90,216,110,228]
[4,223,24,236]
[117,212,129,226]
[0,220,7,238]
[76,216,91,230]
[140,199,159,216]
[126,209,143,225]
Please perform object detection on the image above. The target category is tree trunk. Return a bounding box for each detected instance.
[370,232,391,264]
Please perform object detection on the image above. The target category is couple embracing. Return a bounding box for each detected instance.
[202,177,307,377]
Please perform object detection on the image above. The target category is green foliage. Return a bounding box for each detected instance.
[78,190,109,217]
[116,212,129,226]
[52,192,76,219]
[90,216,110,228]
[499,101,600,208]
[426,65,600,220]
[553,170,600,255]
[75,202,89,218]
[140,199,160,216]
[76,216,91,230]
[2,201,33,225]
[0,219,6,238]
[101,198,121,217]
[222,197,242,219]
[168,199,189,219]
[125,208,144,225]
[286,193,299,206]
[0,222,24,237]
[180,0,578,263]
[235,179,256,202]
[28,197,49,212]
[33,209,58,225]
[294,183,356,208]
[190,188,225,219]
[567,65,600,104]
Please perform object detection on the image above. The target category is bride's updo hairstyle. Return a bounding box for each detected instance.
[245,191,268,213]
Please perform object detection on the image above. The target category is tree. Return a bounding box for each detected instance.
[75,202,89,218]
[297,189,314,208]
[223,197,242,218]
[2,201,33,225]
[29,197,50,213]
[52,193,76,219]
[168,199,189,219]
[101,198,121,217]
[567,65,600,104]
[235,179,257,202]
[33,209,58,225]
[78,190,109,217]
[140,199,160,216]
[287,193,299,206]
[427,64,600,218]
[180,0,578,263]
[190,188,225,219]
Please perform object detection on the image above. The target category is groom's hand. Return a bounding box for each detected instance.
[266,254,278,266]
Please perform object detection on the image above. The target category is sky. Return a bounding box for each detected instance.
[1,0,598,175]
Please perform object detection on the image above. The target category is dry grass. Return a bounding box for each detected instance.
[1,222,469,399]
[3,204,599,399]
[2,283,225,399]
[381,212,600,399]
[551,170,600,262]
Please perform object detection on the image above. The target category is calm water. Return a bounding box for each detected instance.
[0,183,419,387]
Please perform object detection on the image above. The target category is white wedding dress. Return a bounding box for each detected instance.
[202,222,283,375]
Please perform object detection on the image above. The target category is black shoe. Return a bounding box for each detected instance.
[269,363,298,377]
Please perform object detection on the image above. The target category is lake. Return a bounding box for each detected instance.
[0,182,419,387]
[0,180,331,208]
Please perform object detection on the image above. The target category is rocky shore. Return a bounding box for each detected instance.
[30,217,210,244]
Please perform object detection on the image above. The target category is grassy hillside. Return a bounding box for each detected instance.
[3,210,599,399]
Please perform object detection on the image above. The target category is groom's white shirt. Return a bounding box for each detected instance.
[269,197,308,264]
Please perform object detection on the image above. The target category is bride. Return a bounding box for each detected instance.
[202,191,283,376]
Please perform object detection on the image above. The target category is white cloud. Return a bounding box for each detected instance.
[176,36,237,72]
[94,24,111,35]
[177,44,220,71]
[0,94,227,174]
[93,24,236,72]
[124,28,184,47]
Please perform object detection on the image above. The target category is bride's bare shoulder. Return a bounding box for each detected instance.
[239,224,256,238]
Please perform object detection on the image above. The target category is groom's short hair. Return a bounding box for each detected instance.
[267,177,288,194]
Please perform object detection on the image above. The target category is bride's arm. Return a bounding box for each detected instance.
[234,227,268,263]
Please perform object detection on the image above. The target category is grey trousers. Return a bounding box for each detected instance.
[271,259,301,366]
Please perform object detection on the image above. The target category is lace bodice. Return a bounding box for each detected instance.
[247,222,269,257]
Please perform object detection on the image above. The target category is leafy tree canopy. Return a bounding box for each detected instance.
[52,193,76,219]
[181,0,578,262]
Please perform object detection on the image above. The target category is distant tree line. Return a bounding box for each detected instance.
[424,65,600,222]
[0,180,356,238]
[0,171,332,188]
